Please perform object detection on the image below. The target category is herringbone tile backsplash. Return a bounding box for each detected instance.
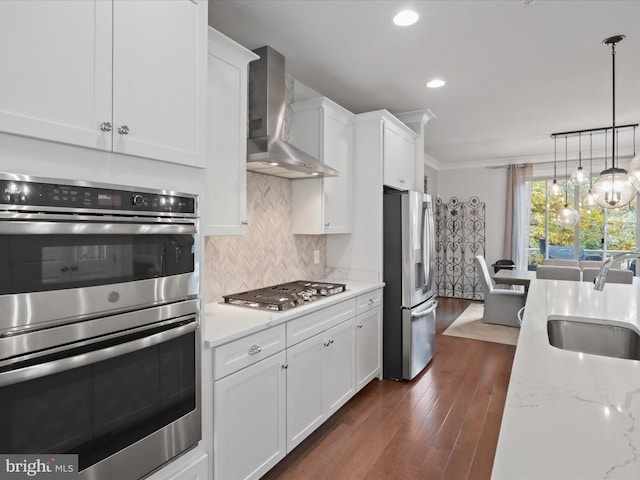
[204,172,326,303]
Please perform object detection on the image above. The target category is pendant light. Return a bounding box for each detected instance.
[557,136,579,227]
[548,136,564,198]
[593,35,636,209]
[582,132,597,208]
[570,132,590,185]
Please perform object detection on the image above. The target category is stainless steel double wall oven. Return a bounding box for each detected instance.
[0,173,201,480]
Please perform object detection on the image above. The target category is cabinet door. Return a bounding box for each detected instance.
[322,108,352,233]
[383,121,414,190]
[323,318,356,417]
[202,29,257,235]
[214,351,286,480]
[291,99,352,235]
[356,307,382,391]
[153,454,208,480]
[0,1,112,150]
[112,0,206,167]
[286,334,324,452]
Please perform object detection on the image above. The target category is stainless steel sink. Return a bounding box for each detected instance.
[547,318,640,360]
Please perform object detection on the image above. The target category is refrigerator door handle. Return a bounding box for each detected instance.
[411,299,438,318]
[422,204,429,290]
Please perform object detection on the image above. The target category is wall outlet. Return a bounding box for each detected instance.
[313,250,320,264]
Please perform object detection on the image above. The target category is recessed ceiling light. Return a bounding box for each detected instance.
[426,79,445,88]
[427,78,445,88]
[393,10,419,26]
[269,162,279,166]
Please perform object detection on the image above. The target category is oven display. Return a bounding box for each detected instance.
[97,193,122,207]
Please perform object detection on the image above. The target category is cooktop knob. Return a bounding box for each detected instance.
[132,194,145,207]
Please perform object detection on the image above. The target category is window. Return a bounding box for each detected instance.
[528,177,638,270]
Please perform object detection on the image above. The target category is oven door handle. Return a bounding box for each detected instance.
[0,321,197,387]
[0,222,196,235]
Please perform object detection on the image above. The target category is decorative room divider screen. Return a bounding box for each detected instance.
[435,196,486,299]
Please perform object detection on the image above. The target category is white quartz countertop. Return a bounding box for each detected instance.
[492,279,640,479]
[202,281,384,349]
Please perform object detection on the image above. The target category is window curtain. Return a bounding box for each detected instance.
[504,164,533,270]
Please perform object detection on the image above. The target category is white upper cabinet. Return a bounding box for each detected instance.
[382,117,416,190]
[111,0,207,167]
[291,97,353,234]
[0,1,112,150]
[0,0,207,167]
[202,28,258,236]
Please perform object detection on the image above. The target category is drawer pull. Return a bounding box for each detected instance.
[281,363,288,369]
[368,298,374,305]
[357,324,363,329]
[248,344,262,355]
[323,340,331,347]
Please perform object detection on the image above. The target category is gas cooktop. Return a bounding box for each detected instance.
[223,281,346,311]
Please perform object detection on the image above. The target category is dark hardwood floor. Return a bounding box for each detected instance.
[262,297,516,480]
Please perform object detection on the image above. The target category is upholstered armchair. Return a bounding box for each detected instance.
[475,255,526,328]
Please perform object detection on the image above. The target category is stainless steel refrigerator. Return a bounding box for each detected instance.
[383,189,437,380]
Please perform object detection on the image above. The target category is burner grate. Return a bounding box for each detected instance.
[223,281,346,311]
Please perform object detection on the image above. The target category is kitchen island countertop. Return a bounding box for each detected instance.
[202,280,384,349]
[492,279,640,479]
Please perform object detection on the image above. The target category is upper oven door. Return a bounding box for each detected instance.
[0,219,197,334]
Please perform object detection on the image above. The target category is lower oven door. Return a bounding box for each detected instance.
[0,301,201,480]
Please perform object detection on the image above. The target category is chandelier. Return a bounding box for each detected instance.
[551,34,638,212]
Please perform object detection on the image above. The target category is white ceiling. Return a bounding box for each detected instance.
[208,0,640,170]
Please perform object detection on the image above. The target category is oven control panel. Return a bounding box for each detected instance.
[0,176,196,215]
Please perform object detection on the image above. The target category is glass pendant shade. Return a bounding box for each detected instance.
[628,154,640,191]
[570,166,590,186]
[582,189,597,209]
[557,204,579,227]
[548,179,564,198]
[592,168,636,208]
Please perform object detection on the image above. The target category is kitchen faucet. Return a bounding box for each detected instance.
[594,250,640,291]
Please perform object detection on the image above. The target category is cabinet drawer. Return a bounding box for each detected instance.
[213,325,286,380]
[287,299,356,347]
[356,289,383,314]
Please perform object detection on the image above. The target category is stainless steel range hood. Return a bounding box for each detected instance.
[247,46,338,179]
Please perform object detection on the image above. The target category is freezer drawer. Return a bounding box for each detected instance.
[401,298,437,380]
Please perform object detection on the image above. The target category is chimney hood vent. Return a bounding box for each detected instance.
[247,46,338,179]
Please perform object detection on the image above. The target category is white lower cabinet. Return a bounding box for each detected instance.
[165,454,209,480]
[286,331,324,451]
[356,307,382,391]
[211,292,381,479]
[213,351,286,480]
[323,318,357,415]
[286,317,356,452]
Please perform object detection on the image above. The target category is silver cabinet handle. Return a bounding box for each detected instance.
[281,363,288,369]
[399,179,406,184]
[248,344,262,355]
[368,298,374,305]
[241,220,249,225]
[357,324,363,329]
[329,339,334,344]
[118,125,130,135]
[325,222,330,227]
[323,340,331,347]
[100,121,112,132]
